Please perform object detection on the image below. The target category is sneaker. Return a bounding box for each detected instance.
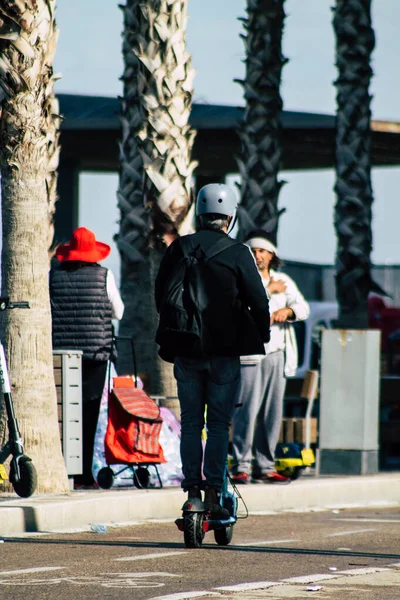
[187,485,202,500]
[251,471,291,484]
[231,472,250,485]
[204,485,230,520]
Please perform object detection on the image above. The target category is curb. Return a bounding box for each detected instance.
[0,473,399,536]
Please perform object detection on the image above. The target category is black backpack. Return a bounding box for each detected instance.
[156,236,239,360]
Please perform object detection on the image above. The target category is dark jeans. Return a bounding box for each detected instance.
[174,355,240,492]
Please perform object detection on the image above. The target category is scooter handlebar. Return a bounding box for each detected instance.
[9,301,30,309]
[0,298,30,310]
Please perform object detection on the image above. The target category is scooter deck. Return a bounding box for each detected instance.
[175,515,236,533]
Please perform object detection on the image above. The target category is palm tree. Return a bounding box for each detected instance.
[117,0,197,396]
[236,0,288,244]
[0,1,69,492]
[333,0,384,328]
[44,86,62,254]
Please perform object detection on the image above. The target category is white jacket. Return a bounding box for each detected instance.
[241,269,310,377]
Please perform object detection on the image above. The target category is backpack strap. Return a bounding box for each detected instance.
[180,235,241,261]
[203,236,241,261]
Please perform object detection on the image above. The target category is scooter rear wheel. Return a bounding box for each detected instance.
[10,456,37,498]
[183,512,204,548]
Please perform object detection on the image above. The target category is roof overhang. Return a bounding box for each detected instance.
[57,94,400,172]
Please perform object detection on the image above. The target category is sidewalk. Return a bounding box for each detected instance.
[1,472,399,536]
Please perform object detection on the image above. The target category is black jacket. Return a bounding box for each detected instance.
[155,229,270,361]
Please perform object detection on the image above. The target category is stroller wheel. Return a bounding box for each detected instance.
[97,467,115,489]
[133,467,150,489]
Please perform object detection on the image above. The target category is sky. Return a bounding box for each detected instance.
[54,0,400,275]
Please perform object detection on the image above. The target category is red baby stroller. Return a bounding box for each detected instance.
[96,338,166,490]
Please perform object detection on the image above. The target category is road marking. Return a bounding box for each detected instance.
[282,566,391,586]
[101,572,180,578]
[150,593,219,599]
[148,565,400,599]
[334,518,400,523]
[326,528,377,537]
[215,581,280,591]
[114,552,186,562]
[236,539,299,546]
[8,564,394,594]
[0,571,179,589]
[0,567,65,576]
[337,567,391,576]
[282,573,339,584]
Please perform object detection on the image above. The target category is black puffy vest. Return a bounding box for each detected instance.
[50,262,113,361]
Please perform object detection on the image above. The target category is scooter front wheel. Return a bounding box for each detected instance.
[214,524,233,546]
[214,495,235,545]
[10,456,37,498]
[183,511,204,548]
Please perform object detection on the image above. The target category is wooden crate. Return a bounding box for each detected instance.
[279,417,318,445]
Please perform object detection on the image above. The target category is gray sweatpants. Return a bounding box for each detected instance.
[232,350,286,474]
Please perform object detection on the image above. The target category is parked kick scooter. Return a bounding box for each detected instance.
[0,297,37,498]
[275,369,318,480]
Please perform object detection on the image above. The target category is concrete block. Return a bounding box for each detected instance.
[318,449,379,475]
[319,330,381,474]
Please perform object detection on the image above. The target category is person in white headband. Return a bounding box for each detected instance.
[246,237,277,256]
[231,229,310,484]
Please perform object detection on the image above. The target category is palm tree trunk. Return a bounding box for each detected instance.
[44,89,62,254]
[0,1,69,493]
[333,0,378,328]
[236,0,288,244]
[117,0,197,395]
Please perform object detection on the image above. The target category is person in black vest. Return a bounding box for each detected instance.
[155,184,270,518]
[50,227,124,487]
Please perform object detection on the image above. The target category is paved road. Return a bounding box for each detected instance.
[0,506,399,599]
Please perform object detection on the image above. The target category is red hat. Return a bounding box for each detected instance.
[56,227,111,263]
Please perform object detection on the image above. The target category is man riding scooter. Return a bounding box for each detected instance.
[155,183,271,519]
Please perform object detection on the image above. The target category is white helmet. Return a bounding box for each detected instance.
[196,184,238,220]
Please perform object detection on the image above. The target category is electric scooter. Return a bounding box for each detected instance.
[0,297,37,498]
[175,461,246,548]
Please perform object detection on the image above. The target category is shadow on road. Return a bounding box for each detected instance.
[3,538,400,560]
